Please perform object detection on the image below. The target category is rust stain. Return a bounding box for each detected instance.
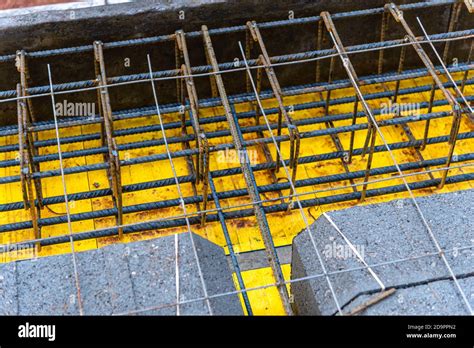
[229,218,255,229]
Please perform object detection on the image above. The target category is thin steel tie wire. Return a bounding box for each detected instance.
[46,64,84,316]
[174,233,180,315]
[322,212,385,290]
[146,54,213,315]
[417,18,473,114]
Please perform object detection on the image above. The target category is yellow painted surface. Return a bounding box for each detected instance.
[0,71,473,314]
[233,264,292,315]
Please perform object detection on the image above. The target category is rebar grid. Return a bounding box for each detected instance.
[0,0,473,315]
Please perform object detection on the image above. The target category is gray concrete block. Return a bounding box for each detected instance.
[3,232,242,315]
[0,262,18,315]
[176,233,209,315]
[170,233,243,315]
[126,235,178,315]
[100,244,138,314]
[343,276,474,315]
[17,255,80,315]
[458,276,474,310]
[76,248,112,315]
[190,233,243,315]
[291,190,474,315]
[75,246,137,315]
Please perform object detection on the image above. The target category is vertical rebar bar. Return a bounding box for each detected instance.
[202,25,293,315]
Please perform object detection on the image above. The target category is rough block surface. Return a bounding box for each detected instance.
[291,190,474,315]
[0,233,243,315]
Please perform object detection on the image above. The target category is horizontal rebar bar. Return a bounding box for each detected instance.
[1,133,473,215]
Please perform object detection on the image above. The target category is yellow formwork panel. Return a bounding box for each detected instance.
[233,264,291,315]
[0,72,473,313]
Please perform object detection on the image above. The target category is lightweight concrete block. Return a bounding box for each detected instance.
[179,233,244,315]
[291,190,474,315]
[0,262,18,315]
[176,233,212,315]
[2,232,242,315]
[98,245,138,314]
[17,254,80,315]
[342,276,474,315]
